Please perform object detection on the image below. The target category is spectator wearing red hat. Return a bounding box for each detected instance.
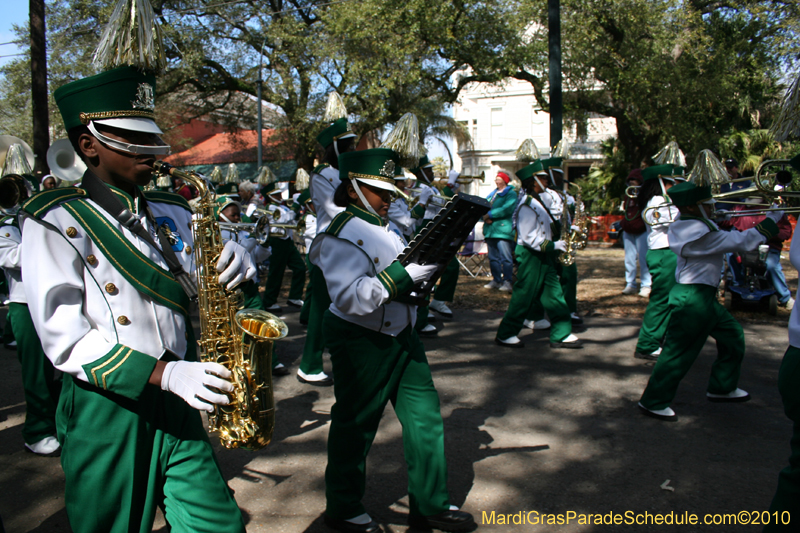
[483,170,519,291]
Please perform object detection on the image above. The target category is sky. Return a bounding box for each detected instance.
[0,0,28,68]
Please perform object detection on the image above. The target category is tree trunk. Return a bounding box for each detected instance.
[30,0,49,178]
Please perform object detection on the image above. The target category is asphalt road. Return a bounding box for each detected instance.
[0,304,794,532]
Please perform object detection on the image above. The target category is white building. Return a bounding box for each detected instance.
[452,77,616,197]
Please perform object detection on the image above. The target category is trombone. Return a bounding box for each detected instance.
[625,185,640,198]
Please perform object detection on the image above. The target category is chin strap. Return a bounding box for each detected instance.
[699,201,715,221]
[87,122,171,155]
[219,212,233,223]
[350,178,382,219]
[659,178,667,196]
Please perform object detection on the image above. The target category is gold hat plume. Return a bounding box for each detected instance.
[380,113,422,168]
[295,168,310,191]
[208,166,222,184]
[1,144,34,177]
[256,165,277,186]
[771,72,800,142]
[652,141,686,167]
[516,139,541,162]
[687,150,730,187]
[551,139,571,158]
[93,0,168,72]
[323,92,348,122]
[224,163,240,184]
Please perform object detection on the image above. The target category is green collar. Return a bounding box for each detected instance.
[346,203,384,227]
[105,183,138,213]
[679,214,717,231]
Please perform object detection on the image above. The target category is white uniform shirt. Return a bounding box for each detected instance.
[515,195,554,251]
[644,195,679,250]
[303,213,317,251]
[669,215,768,287]
[266,203,296,240]
[309,166,344,233]
[388,197,415,238]
[220,226,271,263]
[309,208,415,336]
[0,214,25,304]
[22,196,196,383]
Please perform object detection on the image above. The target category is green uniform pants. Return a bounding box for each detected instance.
[323,312,450,519]
[432,256,459,302]
[299,264,329,375]
[765,346,800,532]
[240,281,279,370]
[498,246,571,343]
[8,302,60,444]
[526,258,578,321]
[57,375,245,533]
[262,237,307,307]
[635,248,678,354]
[639,284,745,411]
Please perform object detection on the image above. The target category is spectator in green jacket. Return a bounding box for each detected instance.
[483,170,519,291]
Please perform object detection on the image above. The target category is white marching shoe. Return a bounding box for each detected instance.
[25,436,61,456]
[429,299,453,318]
[707,388,750,403]
[495,335,524,348]
[638,402,677,422]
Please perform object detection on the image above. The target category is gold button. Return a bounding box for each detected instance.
[374,257,379,264]
[4,233,9,237]
[384,321,391,327]
[66,227,78,238]
[185,246,192,254]
[117,316,130,325]
[87,255,97,266]
[357,240,364,245]
[105,283,117,294]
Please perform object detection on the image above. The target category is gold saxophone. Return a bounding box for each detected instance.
[558,184,589,266]
[153,161,287,450]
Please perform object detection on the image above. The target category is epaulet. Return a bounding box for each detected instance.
[143,190,192,212]
[22,187,88,219]
[524,196,533,207]
[0,215,17,228]
[313,163,330,175]
[325,210,354,237]
[296,189,311,205]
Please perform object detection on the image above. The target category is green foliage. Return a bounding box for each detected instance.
[579,138,631,214]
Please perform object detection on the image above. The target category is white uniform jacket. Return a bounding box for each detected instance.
[303,213,318,251]
[309,164,344,233]
[309,205,416,336]
[0,213,26,304]
[644,195,679,250]
[20,186,199,400]
[515,194,556,253]
[220,226,271,263]
[266,203,296,240]
[669,214,774,287]
[388,198,415,238]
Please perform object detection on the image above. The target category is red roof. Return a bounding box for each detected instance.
[165,129,291,166]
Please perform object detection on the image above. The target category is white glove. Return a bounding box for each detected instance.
[571,225,580,232]
[160,360,234,412]
[217,240,257,290]
[418,187,434,205]
[448,169,460,186]
[245,203,258,218]
[554,240,568,253]
[405,263,438,284]
[252,244,272,264]
[766,207,784,223]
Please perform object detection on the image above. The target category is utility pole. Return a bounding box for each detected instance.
[30,0,50,176]
[257,73,262,169]
[548,0,562,153]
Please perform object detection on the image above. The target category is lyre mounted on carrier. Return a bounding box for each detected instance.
[397,192,490,305]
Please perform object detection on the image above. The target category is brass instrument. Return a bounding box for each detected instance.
[625,185,640,198]
[219,216,271,246]
[558,184,588,266]
[393,186,420,208]
[152,161,287,451]
[643,201,678,227]
[0,174,34,209]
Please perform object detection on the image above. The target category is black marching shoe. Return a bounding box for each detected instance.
[323,514,381,533]
[408,510,477,532]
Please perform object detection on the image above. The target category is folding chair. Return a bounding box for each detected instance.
[457,229,488,278]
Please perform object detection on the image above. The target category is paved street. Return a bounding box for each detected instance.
[0,305,794,532]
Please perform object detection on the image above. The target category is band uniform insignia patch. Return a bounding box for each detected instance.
[380,160,396,178]
[154,217,185,251]
[132,83,155,111]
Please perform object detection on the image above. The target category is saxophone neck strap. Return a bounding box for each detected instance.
[81,171,198,301]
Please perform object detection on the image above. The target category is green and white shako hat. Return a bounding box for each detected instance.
[54,66,162,135]
[339,148,400,192]
[668,181,712,207]
[515,159,547,181]
[642,164,683,182]
[215,195,242,219]
[317,118,356,149]
[394,163,408,181]
[410,155,433,172]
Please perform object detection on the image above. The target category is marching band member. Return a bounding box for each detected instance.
[261,183,307,313]
[217,197,288,376]
[633,164,681,360]
[764,153,800,532]
[496,160,581,349]
[309,148,475,533]
[297,112,357,386]
[23,65,253,532]
[388,165,416,240]
[638,181,782,421]
[429,169,462,319]
[0,172,61,456]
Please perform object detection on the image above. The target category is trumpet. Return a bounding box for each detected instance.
[0,174,34,209]
[642,201,678,227]
[393,186,420,208]
[625,185,640,198]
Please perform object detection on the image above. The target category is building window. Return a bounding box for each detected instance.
[472,119,478,143]
[491,108,502,145]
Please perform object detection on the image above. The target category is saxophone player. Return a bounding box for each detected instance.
[21,66,254,533]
